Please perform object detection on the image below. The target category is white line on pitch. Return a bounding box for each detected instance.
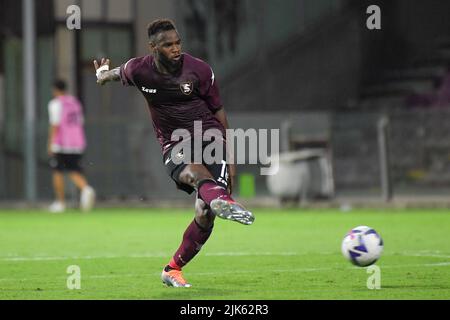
[1,251,449,262]
[0,252,307,262]
[0,262,449,283]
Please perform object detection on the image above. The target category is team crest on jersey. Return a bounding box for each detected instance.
[180,81,193,95]
[176,150,185,161]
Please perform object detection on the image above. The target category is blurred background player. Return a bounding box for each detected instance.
[47,80,96,213]
[94,19,254,287]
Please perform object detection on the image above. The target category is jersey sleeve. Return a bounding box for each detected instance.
[119,58,136,86]
[199,66,223,113]
[48,99,62,125]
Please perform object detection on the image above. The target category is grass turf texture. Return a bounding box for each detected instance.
[0,208,449,299]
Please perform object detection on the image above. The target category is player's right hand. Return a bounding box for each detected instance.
[93,58,110,85]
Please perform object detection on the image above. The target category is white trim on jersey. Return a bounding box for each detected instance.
[48,98,62,126]
[51,144,84,154]
[123,58,135,72]
[210,67,215,86]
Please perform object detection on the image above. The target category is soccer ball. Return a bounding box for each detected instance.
[341,226,384,267]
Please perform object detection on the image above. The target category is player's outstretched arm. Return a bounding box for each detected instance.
[93,58,120,85]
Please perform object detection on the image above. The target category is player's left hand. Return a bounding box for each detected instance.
[93,58,111,85]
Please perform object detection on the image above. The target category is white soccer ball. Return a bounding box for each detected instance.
[341,226,384,267]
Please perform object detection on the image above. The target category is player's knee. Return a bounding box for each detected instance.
[179,165,212,188]
[179,170,196,186]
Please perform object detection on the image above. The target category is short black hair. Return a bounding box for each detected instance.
[147,19,176,41]
[53,79,67,91]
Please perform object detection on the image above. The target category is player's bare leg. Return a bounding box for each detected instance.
[49,171,66,213]
[53,172,65,202]
[68,172,87,189]
[179,164,255,225]
[69,172,96,212]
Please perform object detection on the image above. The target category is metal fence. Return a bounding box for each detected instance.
[332,110,450,196]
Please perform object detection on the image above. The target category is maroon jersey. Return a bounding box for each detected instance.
[119,53,224,154]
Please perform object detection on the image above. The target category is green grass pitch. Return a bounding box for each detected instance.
[0,207,449,300]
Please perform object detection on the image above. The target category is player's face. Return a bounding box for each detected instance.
[52,87,61,97]
[152,30,182,65]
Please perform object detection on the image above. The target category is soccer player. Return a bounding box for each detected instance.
[94,19,254,287]
[48,80,96,213]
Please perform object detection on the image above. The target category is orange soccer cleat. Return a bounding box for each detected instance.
[161,268,192,288]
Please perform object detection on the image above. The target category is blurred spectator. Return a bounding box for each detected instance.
[47,80,95,213]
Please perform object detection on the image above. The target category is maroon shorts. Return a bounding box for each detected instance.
[163,141,228,194]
